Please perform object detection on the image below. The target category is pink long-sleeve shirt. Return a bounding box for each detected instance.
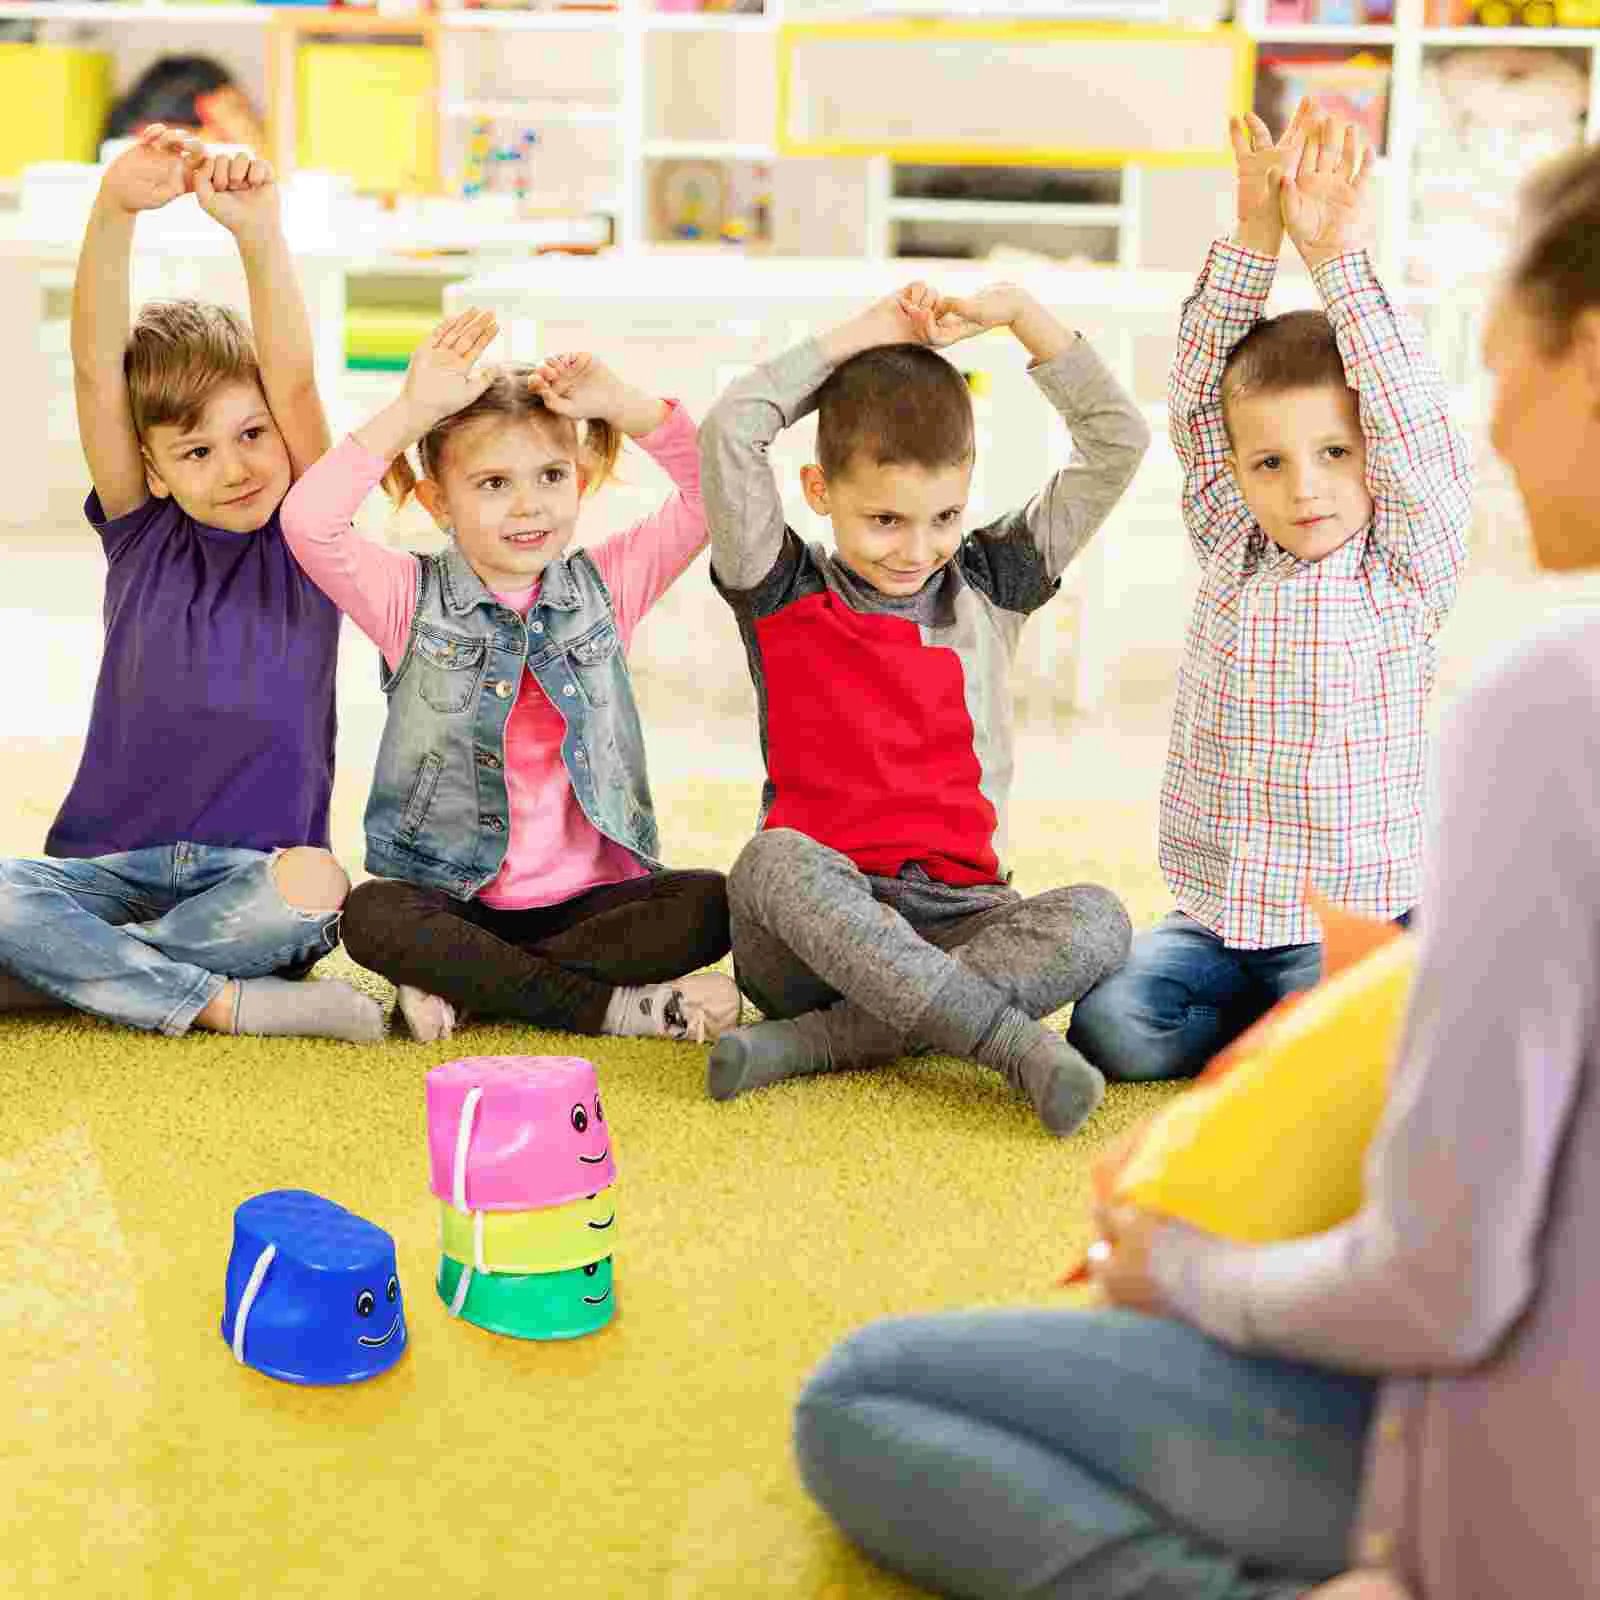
[281,401,706,909]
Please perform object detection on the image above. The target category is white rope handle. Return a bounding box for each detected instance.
[451,1086,483,1213]
[231,1242,276,1363]
[473,1207,488,1274]
[448,1262,474,1318]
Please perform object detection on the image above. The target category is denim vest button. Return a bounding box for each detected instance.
[574,750,587,764]
[562,683,576,697]
[531,621,545,635]
[494,680,513,699]
[474,750,501,770]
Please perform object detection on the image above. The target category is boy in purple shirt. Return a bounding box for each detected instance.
[0,126,379,1041]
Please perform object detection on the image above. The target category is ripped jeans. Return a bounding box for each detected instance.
[0,845,342,1035]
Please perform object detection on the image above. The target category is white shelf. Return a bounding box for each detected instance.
[642,139,776,160]
[887,198,1125,225]
[0,3,269,21]
[444,99,621,123]
[1420,25,1600,44]
[439,8,621,29]
[1254,23,1398,41]
[640,12,774,29]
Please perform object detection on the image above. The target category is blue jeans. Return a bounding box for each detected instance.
[1068,910,1393,1083]
[0,846,341,1036]
[795,1308,1376,1599]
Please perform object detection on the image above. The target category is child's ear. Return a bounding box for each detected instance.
[800,464,831,518]
[1224,450,1241,488]
[143,451,171,501]
[1573,307,1600,408]
[414,477,452,533]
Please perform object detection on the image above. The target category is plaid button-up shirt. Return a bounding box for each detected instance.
[1162,241,1471,949]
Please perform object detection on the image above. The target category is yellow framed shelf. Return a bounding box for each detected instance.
[775,19,1256,168]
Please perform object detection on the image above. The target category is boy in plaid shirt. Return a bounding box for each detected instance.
[1068,100,1471,1082]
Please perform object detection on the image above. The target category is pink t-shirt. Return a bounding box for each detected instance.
[280,402,705,909]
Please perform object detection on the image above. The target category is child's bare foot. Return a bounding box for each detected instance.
[603,973,740,1043]
[1306,1574,1412,1600]
[396,984,457,1044]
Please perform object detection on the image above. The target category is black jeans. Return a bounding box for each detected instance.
[341,870,731,1033]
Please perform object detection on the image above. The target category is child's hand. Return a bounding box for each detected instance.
[193,151,281,243]
[1281,113,1375,272]
[530,353,668,437]
[1229,97,1312,257]
[527,352,629,424]
[99,124,202,215]
[898,281,1023,349]
[401,310,500,432]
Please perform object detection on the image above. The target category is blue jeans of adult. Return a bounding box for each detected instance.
[0,846,342,1036]
[1066,909,1412,1083]
[795,1308,1377,1600]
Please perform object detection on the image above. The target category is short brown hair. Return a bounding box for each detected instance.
[814,343,975,481]
[382,365,623,507]
[1510,142,1600,352]
[124,299,262,439]
[1220,310,1350,438]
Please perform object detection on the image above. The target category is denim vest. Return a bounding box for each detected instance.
[364,543,661,899]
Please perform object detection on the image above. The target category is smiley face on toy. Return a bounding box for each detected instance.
[580,1257,612,1306]
[354,1272,406,1350]
[572,1093,609,1169]
[581,1190,615,1233]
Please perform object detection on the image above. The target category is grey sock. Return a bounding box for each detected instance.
[707,1015,835,1100]
[230,977,384,1044]
[975,1007,1106,1136]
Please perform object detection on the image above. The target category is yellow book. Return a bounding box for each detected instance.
[0,44,112,179]
[296,41,436,194]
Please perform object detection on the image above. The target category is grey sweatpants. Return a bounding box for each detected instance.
[727,828,1132,1065]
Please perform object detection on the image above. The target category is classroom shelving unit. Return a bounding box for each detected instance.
[2,0,1598,272]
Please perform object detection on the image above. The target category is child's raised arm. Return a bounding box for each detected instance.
[281,310,501,668]
[1168,107,1309,565]
[71,126,199,521]
[901,283,1150,585]
[1283,116,1470,624]
[530,352,706,643]
[700,289,924,592]
[195,152,329,480]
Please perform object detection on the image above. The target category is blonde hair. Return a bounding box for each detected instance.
[124,300,262,439]
[1511,142,1600,353]
[381,365,623,508]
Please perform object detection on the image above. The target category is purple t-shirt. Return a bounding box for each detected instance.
[45,493,342,858]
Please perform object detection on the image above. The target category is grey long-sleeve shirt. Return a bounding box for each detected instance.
[1152,611,1600,1596]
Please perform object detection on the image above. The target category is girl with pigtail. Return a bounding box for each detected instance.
[281,310,738,1045]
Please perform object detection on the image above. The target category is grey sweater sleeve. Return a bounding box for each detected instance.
[1149,619,1600,1373]
[1020,337,1152,582]
[700,337,835,593]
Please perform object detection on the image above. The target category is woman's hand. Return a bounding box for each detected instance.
[1087,1200,1178,1317]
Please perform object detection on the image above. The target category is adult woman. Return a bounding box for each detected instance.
[793,143,1600,1599]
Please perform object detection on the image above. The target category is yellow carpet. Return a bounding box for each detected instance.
[1,772,1183,1600]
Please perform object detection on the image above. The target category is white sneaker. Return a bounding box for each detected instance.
[396,984,458,1044]
[666,972,742,1043]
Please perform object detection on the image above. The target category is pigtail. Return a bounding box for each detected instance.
[382,449,419,508]
[579,417,623,497]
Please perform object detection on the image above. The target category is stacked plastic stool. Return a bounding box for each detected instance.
[220,1189,408,1385]
[427,1055,619,1340]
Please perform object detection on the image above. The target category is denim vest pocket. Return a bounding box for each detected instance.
[400,752,444,841]
[569,620,620,708]
[413,627,487,714]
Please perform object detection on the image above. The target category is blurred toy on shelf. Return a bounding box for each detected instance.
[1258,49,1391,151]
[657,158,724,241]
[1408,47,1586,286]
